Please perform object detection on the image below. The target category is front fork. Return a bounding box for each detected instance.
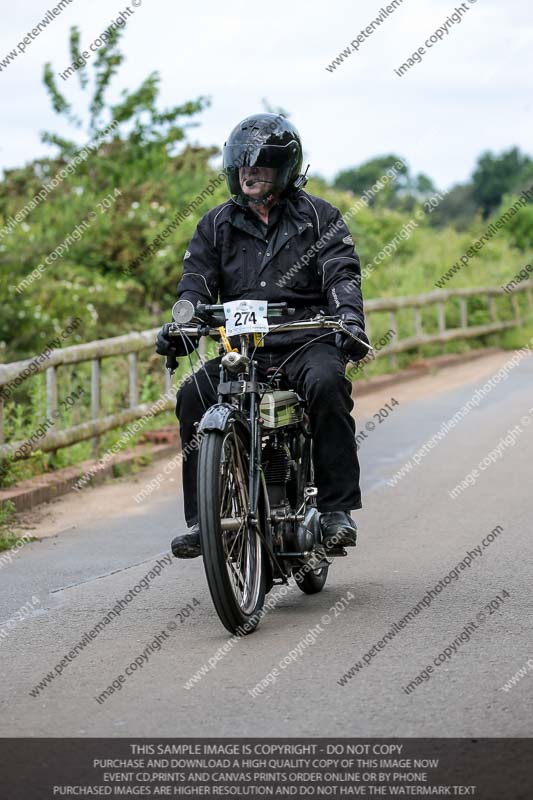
[248,376,262,515]
[216,334,262,521]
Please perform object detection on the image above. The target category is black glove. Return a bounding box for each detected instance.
[335,317,370,362]
[155,323,197,358]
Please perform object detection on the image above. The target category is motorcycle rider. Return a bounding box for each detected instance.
[156,113,369,558]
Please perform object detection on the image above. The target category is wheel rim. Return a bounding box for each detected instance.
[219,431,262,616]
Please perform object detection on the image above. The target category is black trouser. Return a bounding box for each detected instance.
[175,341,362,527]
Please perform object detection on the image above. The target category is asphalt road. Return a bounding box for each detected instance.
[1,350,532,737]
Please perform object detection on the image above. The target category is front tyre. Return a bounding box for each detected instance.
[197,427,266,635]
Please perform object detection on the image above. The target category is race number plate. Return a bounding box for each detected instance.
[223,299,269,336]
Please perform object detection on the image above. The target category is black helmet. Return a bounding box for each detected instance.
[222,113,306,205]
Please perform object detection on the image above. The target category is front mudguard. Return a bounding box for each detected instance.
[197,403,250,438]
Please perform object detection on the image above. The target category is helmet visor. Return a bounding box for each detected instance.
[223,142,298,170]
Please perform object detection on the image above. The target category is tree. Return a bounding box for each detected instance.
[333,155,435,207]
[412,172,437,197]
[334,154,408,199]
[0,25,219,358]
[41,24,209,158]
[472,147,532,218]
[428,184,478,230]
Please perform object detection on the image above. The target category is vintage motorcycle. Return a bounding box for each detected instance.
[166,298,371,635]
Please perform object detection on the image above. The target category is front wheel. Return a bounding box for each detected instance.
[197,426,266,635]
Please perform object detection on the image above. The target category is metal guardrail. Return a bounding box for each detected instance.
[0,284,531,464]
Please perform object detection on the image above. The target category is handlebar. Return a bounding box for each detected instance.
[171,299,293,324]
[197,302,292,316]
[167,315,373,352]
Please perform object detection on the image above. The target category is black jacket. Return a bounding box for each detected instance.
[177,190,365,348]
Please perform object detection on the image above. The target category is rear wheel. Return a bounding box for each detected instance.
[294,562,328,594]
[293,434,329,595]
[198,426,266,635]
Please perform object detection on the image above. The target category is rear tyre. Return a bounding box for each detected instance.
[293,434,329,595]
[198,426,266,635]
[293,564,329,595]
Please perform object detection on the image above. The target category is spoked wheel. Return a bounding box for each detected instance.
[197,425,266,635]
[293,434,329,595]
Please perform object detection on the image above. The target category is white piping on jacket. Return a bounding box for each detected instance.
[184,272,213,300]
[212,202,232,248]
[320,256,359,290]
[301,194,321,237]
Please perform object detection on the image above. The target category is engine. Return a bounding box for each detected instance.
[262,439,291,507]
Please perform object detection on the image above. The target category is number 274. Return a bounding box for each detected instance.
[234,311,257,326]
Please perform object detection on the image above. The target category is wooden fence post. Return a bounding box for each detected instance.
[488,295,498,323]
[91,359,101,459]
[46,366,58,425]
[389,311,398,369]
[128,352,138,408]
[511,294,521,324]
[437,303,446,334]
[459,298,468,329]
[414,307,423,338]
[46,366,58,460]
[164,367,172,394]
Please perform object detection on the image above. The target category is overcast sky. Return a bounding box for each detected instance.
[1,0,532,190]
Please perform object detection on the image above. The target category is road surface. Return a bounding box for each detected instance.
[1,349,532,737]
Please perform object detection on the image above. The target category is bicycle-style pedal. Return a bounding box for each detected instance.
[305,551,330,570]
[313,544,348,560]
[323,546,348,558]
